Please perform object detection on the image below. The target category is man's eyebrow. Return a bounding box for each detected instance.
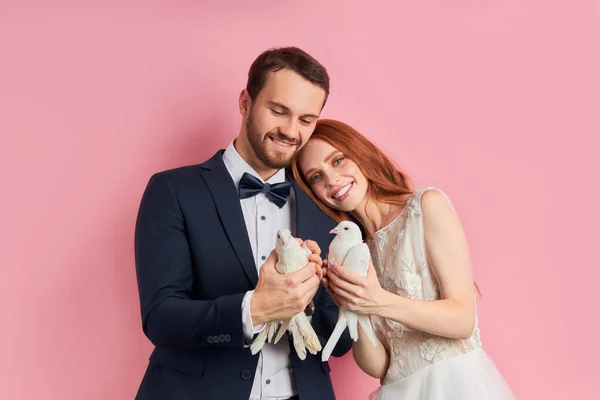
[267,101,290,111]
[267,101,319,119]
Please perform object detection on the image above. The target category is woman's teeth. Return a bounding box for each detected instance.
[333,183,352,199]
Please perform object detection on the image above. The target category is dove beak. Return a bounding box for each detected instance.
[329,228,338,234]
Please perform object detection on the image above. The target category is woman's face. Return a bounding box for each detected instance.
[298,139,369,213]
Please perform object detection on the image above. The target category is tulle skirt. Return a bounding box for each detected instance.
[369,348,515,400]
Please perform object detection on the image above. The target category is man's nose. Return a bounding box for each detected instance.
[279,118,299,140]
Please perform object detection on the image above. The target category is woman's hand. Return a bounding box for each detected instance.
[326,258,388,315]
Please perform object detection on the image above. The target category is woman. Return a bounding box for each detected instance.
[291,119,515,399]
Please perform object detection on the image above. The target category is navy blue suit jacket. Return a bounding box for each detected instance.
[134,151,352,400]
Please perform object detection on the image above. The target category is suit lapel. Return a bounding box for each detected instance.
[201,151,258,286]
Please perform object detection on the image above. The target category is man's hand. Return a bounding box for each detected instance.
[250,248,321,325]
[301,239,323,280]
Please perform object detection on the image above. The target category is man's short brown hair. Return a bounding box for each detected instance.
[246,47,329,107]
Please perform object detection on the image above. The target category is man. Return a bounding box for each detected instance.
[134,47,352,400]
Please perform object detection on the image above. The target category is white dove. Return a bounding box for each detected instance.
[249,228,322,360]
[321,221,378,362]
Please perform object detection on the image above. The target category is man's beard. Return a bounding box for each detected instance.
[246,114,302,169]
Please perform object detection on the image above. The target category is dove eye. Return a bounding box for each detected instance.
[344,227,349,230]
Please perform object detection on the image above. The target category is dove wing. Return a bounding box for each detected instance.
[341,243,370,276]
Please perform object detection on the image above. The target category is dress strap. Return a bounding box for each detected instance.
[409,187,455,264]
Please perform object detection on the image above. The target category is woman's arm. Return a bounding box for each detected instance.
[351,322,390,378]
[327,189,476,340]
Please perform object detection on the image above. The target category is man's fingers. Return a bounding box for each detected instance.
[300,275,320,302]
[304,239,321,255]
[306,286,319,305]
[308,253,322,265]
[299,273,320,293]
[289,261,317,284]
[309,254,323,277]
[315,262,323,281]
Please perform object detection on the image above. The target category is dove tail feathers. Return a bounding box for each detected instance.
[250,321,280,355]
[294,312,321,355]
[249,328,269,355]
[358,315,378,346]
[273,318,292,344]
[321,311,348,362]
[346,311,359,341]
[288,320,307,360]
[266,321,279,343]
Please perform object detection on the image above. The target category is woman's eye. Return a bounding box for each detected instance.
[309,173,322,183]
[333,156,345,165]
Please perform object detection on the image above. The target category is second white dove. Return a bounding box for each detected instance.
[321,221,378,362]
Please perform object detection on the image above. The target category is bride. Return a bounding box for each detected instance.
[292,119,515,399]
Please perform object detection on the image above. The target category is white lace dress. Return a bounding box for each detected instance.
[367,188,515,400]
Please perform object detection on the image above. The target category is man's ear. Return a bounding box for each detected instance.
[239,89,252,117]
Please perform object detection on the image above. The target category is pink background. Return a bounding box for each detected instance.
[1,1,598,399]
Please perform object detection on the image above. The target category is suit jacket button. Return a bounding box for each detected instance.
[224,334,231,343]
[207,336,214,344]
[212,335,220,343]
[218,334,226,342]
[241,369,253,380]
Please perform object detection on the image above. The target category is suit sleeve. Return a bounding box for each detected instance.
[135,173,246,350]
[311,284,353,358]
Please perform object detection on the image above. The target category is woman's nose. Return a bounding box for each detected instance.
[325,173,341,187]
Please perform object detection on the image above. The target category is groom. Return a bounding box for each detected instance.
[134,47,352,400]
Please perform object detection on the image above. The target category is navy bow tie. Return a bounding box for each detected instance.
[238,172,291,209]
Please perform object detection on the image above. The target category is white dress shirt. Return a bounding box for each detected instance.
[222,140,297,400]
